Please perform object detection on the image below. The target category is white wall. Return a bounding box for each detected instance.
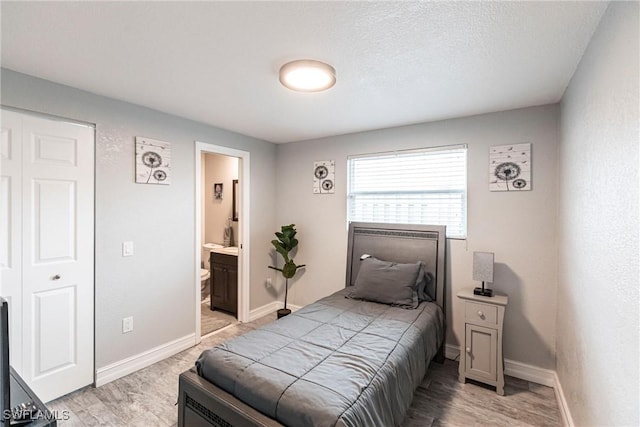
[276,104,559,370]
[558,2,639,426]
[203,153,238,248]
[0,69,278,370]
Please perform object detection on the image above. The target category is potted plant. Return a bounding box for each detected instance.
[268,224,306,318]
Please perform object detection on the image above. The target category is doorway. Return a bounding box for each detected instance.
[194,142,250,343]
[200,152,237,335]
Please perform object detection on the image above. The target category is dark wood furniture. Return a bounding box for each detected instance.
[180,222,447,427]
[9,367,56,426]
[210,253,237,316]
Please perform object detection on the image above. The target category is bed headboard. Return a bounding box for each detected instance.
[345,222,447,312]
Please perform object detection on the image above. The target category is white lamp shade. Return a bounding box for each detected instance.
[473,252,494,283]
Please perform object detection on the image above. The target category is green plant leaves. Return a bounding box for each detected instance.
[268,224,306,308]
[282,260,297,278]
[271,239,289,262]
[269,224,305,279]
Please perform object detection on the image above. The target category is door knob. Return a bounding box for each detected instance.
[52,274,61,280]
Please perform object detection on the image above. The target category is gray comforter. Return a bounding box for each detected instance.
[196,288,444,427]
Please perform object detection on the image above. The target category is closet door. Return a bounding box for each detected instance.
[1,109,95,403]
[0,110,24,374]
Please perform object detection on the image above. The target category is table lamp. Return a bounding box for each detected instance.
[473,252,494,297]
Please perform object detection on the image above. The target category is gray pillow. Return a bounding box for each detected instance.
[417,268,434,302]
[348,257,421,309]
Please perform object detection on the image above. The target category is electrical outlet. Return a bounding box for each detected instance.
[122,241,134,257]
[122,316,133,333]
[265,278,272,289]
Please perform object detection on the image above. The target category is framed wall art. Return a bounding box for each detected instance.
[489,143,531,191]
[135,137,171,185]
[313,160,335,194]
[214,183,223,199]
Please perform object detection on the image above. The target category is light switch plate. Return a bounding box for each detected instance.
[122,241,134,257]
[122,316,133,333]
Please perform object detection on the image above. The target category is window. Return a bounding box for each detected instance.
[347,145,467,238]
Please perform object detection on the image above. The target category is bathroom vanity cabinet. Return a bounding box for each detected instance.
[210,252,238,315]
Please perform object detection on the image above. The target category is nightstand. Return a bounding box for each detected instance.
[457,288,508,395]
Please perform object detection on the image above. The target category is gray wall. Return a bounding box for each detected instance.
[558,2,639,426]
[0,69,277,369]
[275,104,559,370]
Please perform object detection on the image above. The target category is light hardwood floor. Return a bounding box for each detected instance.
[200,297,236,336]
[48,313,561,426]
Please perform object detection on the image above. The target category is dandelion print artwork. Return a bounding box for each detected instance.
[313,160,335,194]
[135,137,171,185]
[489,143,531,191]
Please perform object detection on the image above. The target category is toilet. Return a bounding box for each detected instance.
[201,243,223,300]
[200,268,210,300]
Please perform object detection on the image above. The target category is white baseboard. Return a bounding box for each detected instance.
[553,371,574,427]
[445,344,572,425]
[505,358,555,387]
[248,301,280,321]
[95,333,195,387]
[445,344,460,360]
[444,345,554,386]
[248,302,302,322]
[288,303,302,312]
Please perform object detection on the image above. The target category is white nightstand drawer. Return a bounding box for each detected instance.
[464,301,498,325]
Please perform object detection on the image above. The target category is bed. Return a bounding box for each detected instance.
[178,222,447,427]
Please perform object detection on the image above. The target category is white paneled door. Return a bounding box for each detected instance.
[0,109,94,402]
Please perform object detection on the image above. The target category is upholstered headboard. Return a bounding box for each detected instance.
[345,222,447,312]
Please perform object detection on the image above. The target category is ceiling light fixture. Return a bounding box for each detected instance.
[279,59,336,92]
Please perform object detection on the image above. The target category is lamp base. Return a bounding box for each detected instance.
[473,287,493,297]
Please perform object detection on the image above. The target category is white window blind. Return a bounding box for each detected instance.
[347,145,467,238]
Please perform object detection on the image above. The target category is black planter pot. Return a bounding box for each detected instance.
[277,308,291,319]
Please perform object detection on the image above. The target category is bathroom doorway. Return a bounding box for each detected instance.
[194,142,250,342]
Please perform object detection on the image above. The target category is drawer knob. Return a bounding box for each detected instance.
[466,347,471,354]
[477,310,484,318]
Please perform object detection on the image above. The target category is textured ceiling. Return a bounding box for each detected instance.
[1,1,608,143]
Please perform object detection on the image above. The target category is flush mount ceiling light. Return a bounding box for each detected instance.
[279,59,336,92]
